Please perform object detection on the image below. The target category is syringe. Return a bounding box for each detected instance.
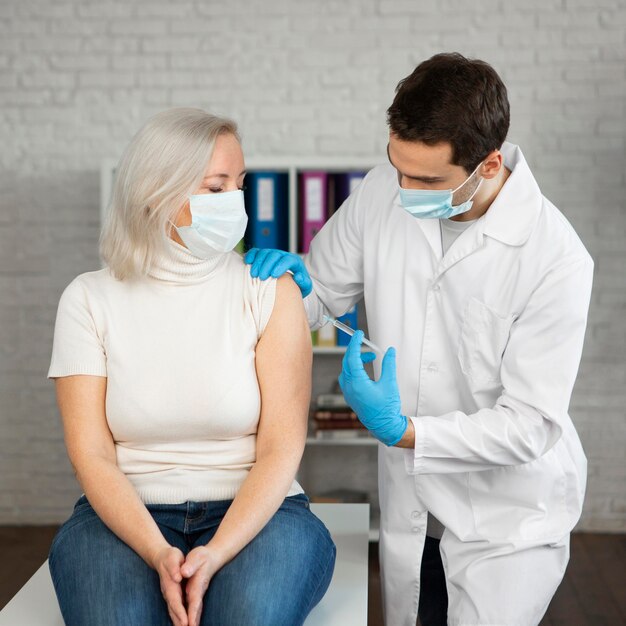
[323,315,383,354]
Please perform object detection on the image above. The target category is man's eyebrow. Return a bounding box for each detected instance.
[386,144,446,183]
[203,170,247,180]
[407,174,446,183]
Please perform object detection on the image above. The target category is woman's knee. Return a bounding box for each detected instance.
[49,506,170,626]
[237,496,336,586]
[48,501,102,575]
[266,495,336,556]
[200,498,336,625]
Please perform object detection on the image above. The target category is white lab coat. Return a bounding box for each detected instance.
[303,143,593,626]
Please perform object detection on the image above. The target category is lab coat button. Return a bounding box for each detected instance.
[411,526,422,533]
[411,511,420,519]
[428,363,438,372]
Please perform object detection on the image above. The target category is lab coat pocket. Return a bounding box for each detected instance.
[458,298,514,385]
[468,447,568,542]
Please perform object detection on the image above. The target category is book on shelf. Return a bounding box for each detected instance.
[328,171,366,219]
[317,318,336,347]
[299,171,328,253]
[311,394,356,421]
[312,305,358,348]
[243,171,289,250]
[335,305,358,347]
[313,409,358,420]
[313,428,372,440]
[311,401,369,439]
[314,419,363,430]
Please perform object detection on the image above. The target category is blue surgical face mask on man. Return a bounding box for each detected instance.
[171,189,248,259]
[398,161,484,220]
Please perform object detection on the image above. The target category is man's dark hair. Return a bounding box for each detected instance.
[387,52,510,173]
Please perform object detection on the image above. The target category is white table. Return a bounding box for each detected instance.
[0,503,369,626]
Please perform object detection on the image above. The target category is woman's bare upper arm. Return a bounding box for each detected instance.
[254,275,312,459]
[54,375,116,467]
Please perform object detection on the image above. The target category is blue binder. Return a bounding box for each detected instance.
[244,172,289,250]
[336,306,358,347]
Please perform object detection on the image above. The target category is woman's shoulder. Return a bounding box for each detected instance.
[225,251,278,291]
[71,267,115,284]
[58,268,118,305]
[226,252,278,338]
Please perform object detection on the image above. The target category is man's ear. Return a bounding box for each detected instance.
[480,150,504,180]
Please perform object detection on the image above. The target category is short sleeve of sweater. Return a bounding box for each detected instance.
[244,273,277,340]
[47,275,107,378]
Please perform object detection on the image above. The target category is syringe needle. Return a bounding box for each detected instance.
[323,315,383,354]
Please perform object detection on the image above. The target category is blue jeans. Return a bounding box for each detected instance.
[49,493,336,626]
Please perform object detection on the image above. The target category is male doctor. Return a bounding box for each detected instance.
[246,53,593,626]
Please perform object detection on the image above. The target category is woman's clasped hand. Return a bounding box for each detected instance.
[151,543,224,626]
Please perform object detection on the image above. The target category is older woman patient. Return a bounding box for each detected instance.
[47,108,336,626]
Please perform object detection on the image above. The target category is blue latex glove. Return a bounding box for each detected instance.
[244,248,313,298]
[338,330,408,447]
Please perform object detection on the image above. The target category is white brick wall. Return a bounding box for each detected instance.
[0,0,624,530]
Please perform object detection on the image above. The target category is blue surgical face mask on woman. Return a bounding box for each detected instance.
[398,161,484,220]
[171,189,248,259]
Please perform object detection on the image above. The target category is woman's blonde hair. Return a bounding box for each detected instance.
[100,107,240,280]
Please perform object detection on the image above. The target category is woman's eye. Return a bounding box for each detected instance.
[208,187,223,193]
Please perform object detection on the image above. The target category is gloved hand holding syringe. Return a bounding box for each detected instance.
[322,315,383,354]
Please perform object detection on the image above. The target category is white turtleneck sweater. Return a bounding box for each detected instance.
[48,240,304,504]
